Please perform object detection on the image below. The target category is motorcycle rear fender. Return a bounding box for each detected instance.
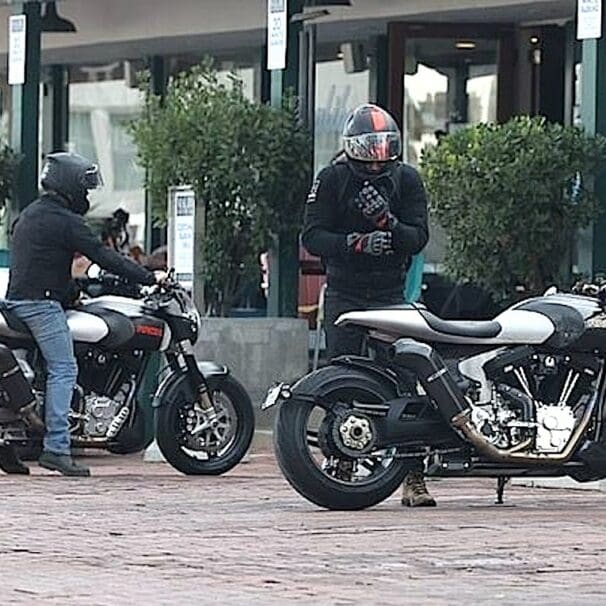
[152,360,229,408]
[283,356,402,407]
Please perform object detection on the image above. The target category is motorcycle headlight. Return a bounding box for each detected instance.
[190,307,202,334]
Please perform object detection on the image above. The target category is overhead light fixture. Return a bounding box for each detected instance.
[41,1,77,33]
[530,36,540,44]
[306,0,352,6]
[455,40,476,50]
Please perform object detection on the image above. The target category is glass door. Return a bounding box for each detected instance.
[387,23,515,272]
[402,37,498,164]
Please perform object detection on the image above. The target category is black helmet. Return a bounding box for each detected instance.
[40,152,103,215]
[343,104,402,163]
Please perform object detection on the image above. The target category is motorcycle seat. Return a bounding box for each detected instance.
[419,310,502,339]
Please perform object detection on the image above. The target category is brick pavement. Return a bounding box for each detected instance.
[0,448,605,605]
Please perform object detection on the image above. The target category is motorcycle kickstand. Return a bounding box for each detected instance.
[495,476,510,505]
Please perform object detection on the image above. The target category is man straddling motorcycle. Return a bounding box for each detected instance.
[302,103,435,507]
[1,152,166,477]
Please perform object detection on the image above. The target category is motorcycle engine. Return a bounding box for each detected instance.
[82,393,124,438]
[75,378,134,439]
[459,348,598,454]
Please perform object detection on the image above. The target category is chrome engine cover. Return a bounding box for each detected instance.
[83,393,122,438]
[535,405,576,453]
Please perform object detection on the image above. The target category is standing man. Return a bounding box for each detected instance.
[302,103,435,507]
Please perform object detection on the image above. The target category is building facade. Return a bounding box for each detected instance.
[0,0,603,315]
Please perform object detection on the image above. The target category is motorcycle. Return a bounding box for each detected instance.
[265,284,606,509]
[0,268,254,475]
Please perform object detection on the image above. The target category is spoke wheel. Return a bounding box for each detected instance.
[274,366,409,510]
[156,374,254,475]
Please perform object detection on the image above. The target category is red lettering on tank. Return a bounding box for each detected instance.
[135,325,163,337]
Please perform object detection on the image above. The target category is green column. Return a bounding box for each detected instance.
[267,0,303,318]
[9,1,42,215]
[144,55,168,253]
[583,6,606,273]
[49,65,69,152]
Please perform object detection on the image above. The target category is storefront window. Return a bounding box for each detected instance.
[167,53,261,101]
[68,62,146,243]
[315,45,370,172]
[403,37,498,270]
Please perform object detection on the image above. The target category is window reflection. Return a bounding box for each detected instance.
[403,38,498,270]
[315,54,369,172]
[69,65,146,242]
[68,52,261,247]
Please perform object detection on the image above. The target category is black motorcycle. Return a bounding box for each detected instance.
[266,284,606,509]
[0,268,254,475]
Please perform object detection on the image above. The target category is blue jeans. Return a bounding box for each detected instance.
[4,300,77,455]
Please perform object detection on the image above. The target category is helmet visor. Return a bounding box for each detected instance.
[81,164,104,190]
[343,131,401,162]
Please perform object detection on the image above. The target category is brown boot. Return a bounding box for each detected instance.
[401,471,437,507]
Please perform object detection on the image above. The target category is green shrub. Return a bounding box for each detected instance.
[130,60,311,315]
[421,116,606,301]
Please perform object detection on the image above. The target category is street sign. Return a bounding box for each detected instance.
[167,185,196,291]
[577,0,603,40]
[8,14,26,85]
[267,0,287,70]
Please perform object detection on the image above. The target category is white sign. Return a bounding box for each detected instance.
[168,186,196,290]
[8,15,26,85]
[577,0,603,40]
[267,0,287,71]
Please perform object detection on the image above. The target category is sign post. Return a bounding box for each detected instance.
[577,0,603,40]
[267,0,288,71]
[167,186,205,313]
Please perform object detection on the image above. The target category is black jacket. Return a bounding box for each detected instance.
[302,160,428,293]
[7,193,155,304]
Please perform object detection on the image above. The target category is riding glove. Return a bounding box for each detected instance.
[346,231,394,256]
[356,182,399,230]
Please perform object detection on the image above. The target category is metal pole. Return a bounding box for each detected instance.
[9,1,42,214]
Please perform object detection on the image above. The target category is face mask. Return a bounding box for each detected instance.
[70,192,90,216]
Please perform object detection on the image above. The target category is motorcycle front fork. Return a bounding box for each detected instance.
[171,342,216,417]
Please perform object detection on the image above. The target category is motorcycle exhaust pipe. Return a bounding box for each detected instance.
[390,340,468,422]
[390,339,599,465]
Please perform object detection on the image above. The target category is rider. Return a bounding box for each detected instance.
[302,103,435,507]
[3,152,163,477]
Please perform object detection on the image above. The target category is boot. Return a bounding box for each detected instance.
[19,402,45,435]
[401,471,437,507]
[0,445,29,474]
[38,451,90,477]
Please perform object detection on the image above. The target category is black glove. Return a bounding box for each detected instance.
[346,231,393,256]
[356,182,398,230]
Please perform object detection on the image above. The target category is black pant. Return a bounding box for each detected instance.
[323,285,422,474]
[324,286,403,360]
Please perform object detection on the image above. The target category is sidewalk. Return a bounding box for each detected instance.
[1,448,605,605]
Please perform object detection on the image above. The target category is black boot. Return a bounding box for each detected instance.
[19,403,45,435]
[0,445,29,474]
[38,451,90,477]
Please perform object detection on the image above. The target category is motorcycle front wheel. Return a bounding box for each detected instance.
[156,374,254,475]
[274,367,410,510]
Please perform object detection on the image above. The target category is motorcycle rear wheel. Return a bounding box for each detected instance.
[274,367,410,510]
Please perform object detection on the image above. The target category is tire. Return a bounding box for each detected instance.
[156,374,254,475]
[274,366,410,510]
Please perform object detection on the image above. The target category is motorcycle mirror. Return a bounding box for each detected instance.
[86,264,101,279]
